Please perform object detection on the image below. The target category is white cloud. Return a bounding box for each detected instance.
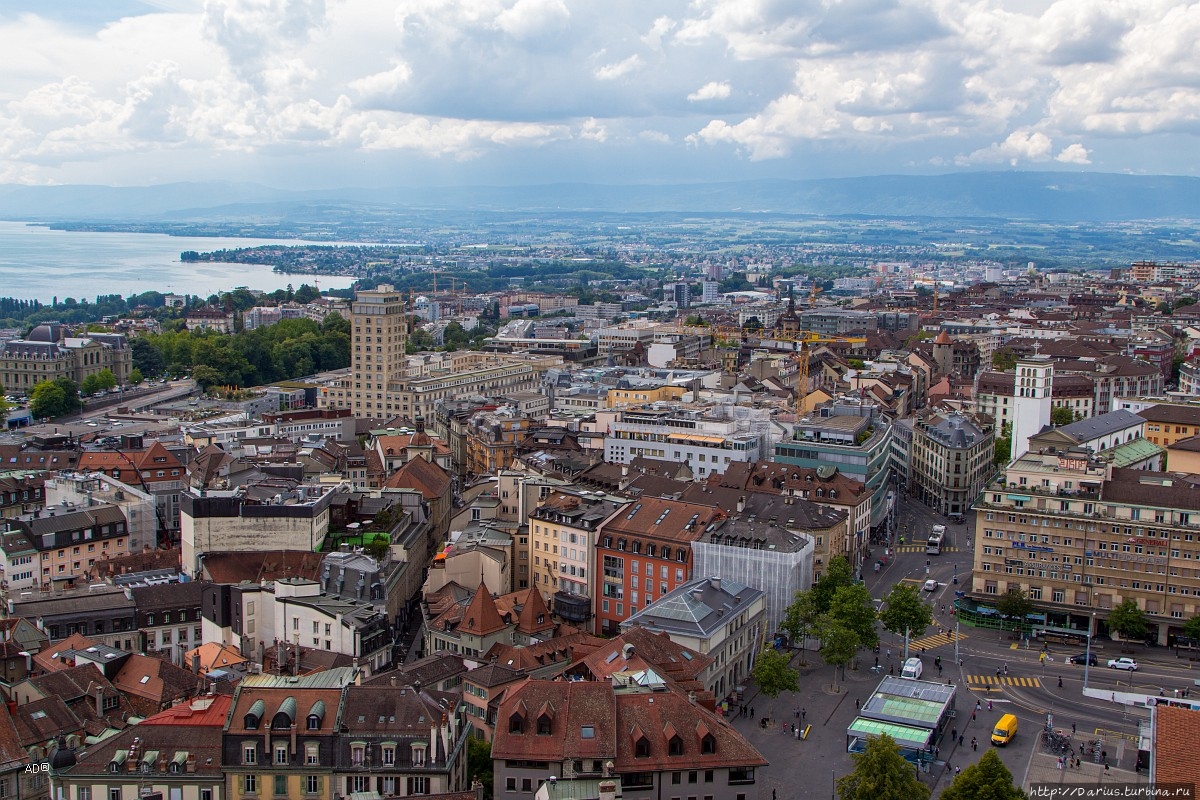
[0,0,1198,185]
[593,54,642,81]
[1056,143,1091,164]
[687,81,731,102]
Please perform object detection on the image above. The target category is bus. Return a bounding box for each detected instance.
[926,525,946,555]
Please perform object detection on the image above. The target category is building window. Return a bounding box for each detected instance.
[243,774,257,795]
[274,775,287,796]
[407,777,430,795]
[275,745,288,765]
[383,746,395,765]
[306,776,320,795]
[306,743,319,765]
[243,745,256,765]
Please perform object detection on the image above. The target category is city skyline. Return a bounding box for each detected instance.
[2,0,1199,189]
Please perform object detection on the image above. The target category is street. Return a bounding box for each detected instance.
[743,492,1161,798]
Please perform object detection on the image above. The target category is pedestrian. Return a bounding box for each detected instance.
[890,664,894,675]
[1058,676,1063,688]
[996,666,1001,677]
[988,700,993,712]
[1102,750,1106,762]
[887,648,891,660]
[955,766,961,776]
[794,707,799,719]
[750,707,754,719]
[1072,723,1076,735]
[1105,764,1110,773]
[1004,663,1009,676]
[801,708,807,722]
[971,710,976,721]
[773,790,777,800]
[971,737,977,751]
[958,734,964,747]
[1057,757,1063,770]
[855,698,860,709]
[951,727,957,742]
[975,700,981,711]
[875,656,879,667]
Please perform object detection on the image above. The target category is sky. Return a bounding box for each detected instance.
[1,0,1199,189]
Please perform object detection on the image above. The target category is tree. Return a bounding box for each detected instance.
[129,368,144,385]
[940,750,1026,800]
[994,422,1012,466]
[836,733,929,800]
[1051,405,1075,426]
[1107,598,1148,648]
[467,738,494,800]
[130,336,166,377]
[816,615,859,690]
[992,348,1017,370]
[996,587,1033,625]
[80,373,101,397]
[828,584,879,650]
[95,368,117,391]
[811,556,855,616]
[363,535,390,563]
[750,647,799,698]
[191,365,223,390]
[878,584,933,657]
[782,589,820,658]
[1182,613,1200,644]
[30,380,68,419]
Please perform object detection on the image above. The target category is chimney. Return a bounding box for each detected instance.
[290,722,297,756]
[598,781,617,800]
[687,691,696,704]
[186,753,196,774]
[621,464,628,478]
[353,658,361,686]
[389,675,397,688]
[709,577,721,592]
[736,496,746,512]
[191,652,201,674]
[95,686,105,718]
[472,778,485,800]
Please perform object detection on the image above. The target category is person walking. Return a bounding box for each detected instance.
[1072,723,1076,735]
[958,734,964,747]
[801,708,806,723]
[750,707,754,720]
[955,766,961,776]
[971,736,977,751]
[1058,676,1063,688]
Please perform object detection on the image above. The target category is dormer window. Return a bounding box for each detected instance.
[635,736,650,758]
[537,714,552,735]
[411,743,426,767]
[661,546,671,560]
[701,734,716,754]
[509,713,524,734]
[668,735,683,756]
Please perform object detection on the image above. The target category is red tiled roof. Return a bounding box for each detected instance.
[141,693,232,726]
[601,497,722,542]
[459,583,508,637]
[1155,705,1200,787]
[384,455,451,499]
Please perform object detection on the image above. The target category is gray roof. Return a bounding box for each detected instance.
[920,413,986,449]
[621,576,764,638]
[1058,409,1144,443]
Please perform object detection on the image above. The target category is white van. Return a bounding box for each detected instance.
[901,657,923,680]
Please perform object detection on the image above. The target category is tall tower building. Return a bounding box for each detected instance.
[349,283,409,418]
[1010,356,1053,462]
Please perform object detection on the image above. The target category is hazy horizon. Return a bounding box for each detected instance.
[2,1,1199,190]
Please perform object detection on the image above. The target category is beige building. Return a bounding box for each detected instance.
[973,454,1200,645]
[909,411,994,519]
[0,323,132,393]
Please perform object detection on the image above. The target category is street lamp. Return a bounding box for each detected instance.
[1083,611,1096,690]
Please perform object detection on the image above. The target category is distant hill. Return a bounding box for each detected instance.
[1,172,1199,222]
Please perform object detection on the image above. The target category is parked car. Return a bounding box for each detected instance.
[923,579,939,592]
[1107,657,1138,671]
[1069,653,1097,666]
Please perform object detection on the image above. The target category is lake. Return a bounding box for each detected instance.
[0,221,358,303]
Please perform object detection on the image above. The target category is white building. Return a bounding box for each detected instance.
[604,407,763,479]
[1010,357,1053,462]
[42,472,157,559]
[701,281,721,304]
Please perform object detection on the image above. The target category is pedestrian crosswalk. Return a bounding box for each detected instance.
[894,545,961,553]
[909,630,968,650]
[967,674,1042,688]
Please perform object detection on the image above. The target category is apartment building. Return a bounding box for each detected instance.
[604,407,762,480]
[1138,403,1200,448]
[465,410,533,475]
[975,370,1095,427]
[12,502,131,588]
[492,679,767,800]
[181,481,339,576]
[529,490,627,627]
[972,457,1200,645]
[78,440,186,536]
[908,411,994,519]
[622,576,766,701]
[593,498,723,635]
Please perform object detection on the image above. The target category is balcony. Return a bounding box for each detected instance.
[553,591,591,623]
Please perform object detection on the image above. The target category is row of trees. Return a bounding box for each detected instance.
[130,314,351,389]
[839,736,1025,800]
[754,556,935,696]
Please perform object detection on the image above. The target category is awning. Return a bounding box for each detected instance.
[172,751,189,766]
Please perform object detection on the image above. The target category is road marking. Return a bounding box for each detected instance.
[910,631,968,650]
[966,675,1042,688]
[894,545,961,553]
[1092,728,1138,742]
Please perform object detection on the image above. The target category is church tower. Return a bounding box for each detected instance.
[1010,356,1053,462]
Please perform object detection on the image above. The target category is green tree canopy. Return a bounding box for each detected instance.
[996,587,1033,622]
[837,733,929,800]
[828,583,879,650]
[994,422,1012,466]
[1051,405,1076,426]
[811,555,855,616]
[750,647,799,698]
[30,379,75,419]
[1108,598,1148,644]
[467,738,493,800]
[940,750,1027,800]
[878,583,933,641]
[782,589,820,653]
[129,367,144,385]
[816,615,859,690]
[992,348,1017,370]
[1182,614,1200,643]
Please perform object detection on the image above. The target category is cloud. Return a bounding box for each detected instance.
[0,0,1199,185]
[593,54,642,81]
[958,130,1055,166]
[1056,143,1091,164]
[688,81,731,102]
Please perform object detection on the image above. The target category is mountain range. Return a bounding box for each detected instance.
[1,171,1198,222]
